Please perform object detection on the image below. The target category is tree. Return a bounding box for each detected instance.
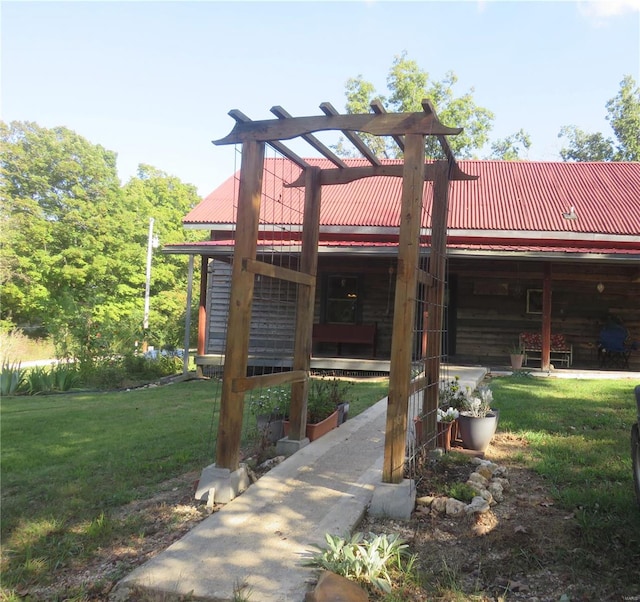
[0,122,203,359]
[121,165,202,350]
[338,52,497,159]
[558,75,639,162]
[490,129,531,161]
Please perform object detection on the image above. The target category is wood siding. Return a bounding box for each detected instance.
[206,259,296,363]
[206,255,640,371]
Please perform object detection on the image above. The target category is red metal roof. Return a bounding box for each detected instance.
[178,158,640,254]
[185,159,640,238]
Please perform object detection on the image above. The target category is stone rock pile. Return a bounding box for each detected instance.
[416,457,509,517]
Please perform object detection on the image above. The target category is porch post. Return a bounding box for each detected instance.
[196,256,208,378]
[541,263,552,370]
[288,166,322,441]
[383,134,425,484]
[183,254,194,375]
[216,140,265,471]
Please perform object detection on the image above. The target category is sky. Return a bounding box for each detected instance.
[2,0,639,197]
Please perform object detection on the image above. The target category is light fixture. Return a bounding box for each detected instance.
[597,282,605,293]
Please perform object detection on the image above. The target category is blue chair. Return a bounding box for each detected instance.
[598,324,631,369]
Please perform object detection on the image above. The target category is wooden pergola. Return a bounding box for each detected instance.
[212,100,476,484]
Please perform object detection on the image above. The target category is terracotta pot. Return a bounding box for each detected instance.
[437,420,454,451]
[283,410,339,442]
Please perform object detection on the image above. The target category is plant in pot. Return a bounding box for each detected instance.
[436,407,459,452]
[510,342,525,371]
[248,386,290,445]
[458,386,499,453]
[305,378,342,441]
[284,378,348,442]
[439,376,471,445]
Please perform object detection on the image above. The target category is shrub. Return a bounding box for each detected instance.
[0,361,26,396]
[307,531,415,593]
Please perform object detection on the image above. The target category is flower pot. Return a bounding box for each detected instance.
[510,353,524,370]
[437,421,454,451]
[337,402,350,425]
[305,410,339,441]
[256,413,284,444]
[458,411,499,452]
[283,410,339,442]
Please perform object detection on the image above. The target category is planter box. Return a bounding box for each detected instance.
[283,410,339,442]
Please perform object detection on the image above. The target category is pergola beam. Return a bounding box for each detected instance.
[270,106,348,169]
[216,104,461,147]
[370,99,405,153]
[227,110,310,170]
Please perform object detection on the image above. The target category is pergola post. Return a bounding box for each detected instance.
[215,140,265,471]
[422,161,452,445]
[383,134,425,484]
[287,167,322,443]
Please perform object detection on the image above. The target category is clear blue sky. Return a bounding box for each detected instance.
[2,1,639,197]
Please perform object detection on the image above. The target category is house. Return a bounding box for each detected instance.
[169,158,640,372]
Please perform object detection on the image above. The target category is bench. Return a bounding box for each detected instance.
[312,323,377,357]
[519,332,573,367]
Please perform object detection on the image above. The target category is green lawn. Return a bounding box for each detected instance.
[0,376,389,597]
[489,375,640,576]
[3,374,639,599]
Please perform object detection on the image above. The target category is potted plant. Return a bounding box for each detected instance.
[248,386,290,444]
[284,377,349,442]
[436,407,459,452]
[510,342,525,371]
[439,376,470,445]
[457,386,499,452]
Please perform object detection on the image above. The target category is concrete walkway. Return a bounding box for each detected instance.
[112,366,487,601]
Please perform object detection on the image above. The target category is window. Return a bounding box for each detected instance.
[325,276,358,323]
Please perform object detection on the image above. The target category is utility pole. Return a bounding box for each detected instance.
[142,217,157,353]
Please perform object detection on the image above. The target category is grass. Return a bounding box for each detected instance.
[4,373,639,598]
[0,376,389,598]
[489,375,640,584]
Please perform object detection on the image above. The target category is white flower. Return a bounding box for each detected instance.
[437,407,459,422]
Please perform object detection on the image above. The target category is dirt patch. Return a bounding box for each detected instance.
[361,432,627,601]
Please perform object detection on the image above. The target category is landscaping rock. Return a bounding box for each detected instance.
[445,498,467,516]
[416,495,434,507]
[466,495,491,514]
[305,570,369,602]
[432,497,448,513]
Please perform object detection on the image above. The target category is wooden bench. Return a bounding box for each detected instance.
[312,323,377,357]
[519,332,573,367]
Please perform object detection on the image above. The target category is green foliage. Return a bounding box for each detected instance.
[559,74,639,162]
[247,385,291,417]
[23,363,81,395]
[307,531,415,593]
[307,377,351,423]
[490,128,531,160]
[443,482,476,504]
[0,360,25,396]
[341,52,497,160]
[0,121,204,365]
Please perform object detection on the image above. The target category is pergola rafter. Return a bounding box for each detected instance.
[210,101,477,486]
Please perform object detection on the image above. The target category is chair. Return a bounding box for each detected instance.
[598,323,631,369]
